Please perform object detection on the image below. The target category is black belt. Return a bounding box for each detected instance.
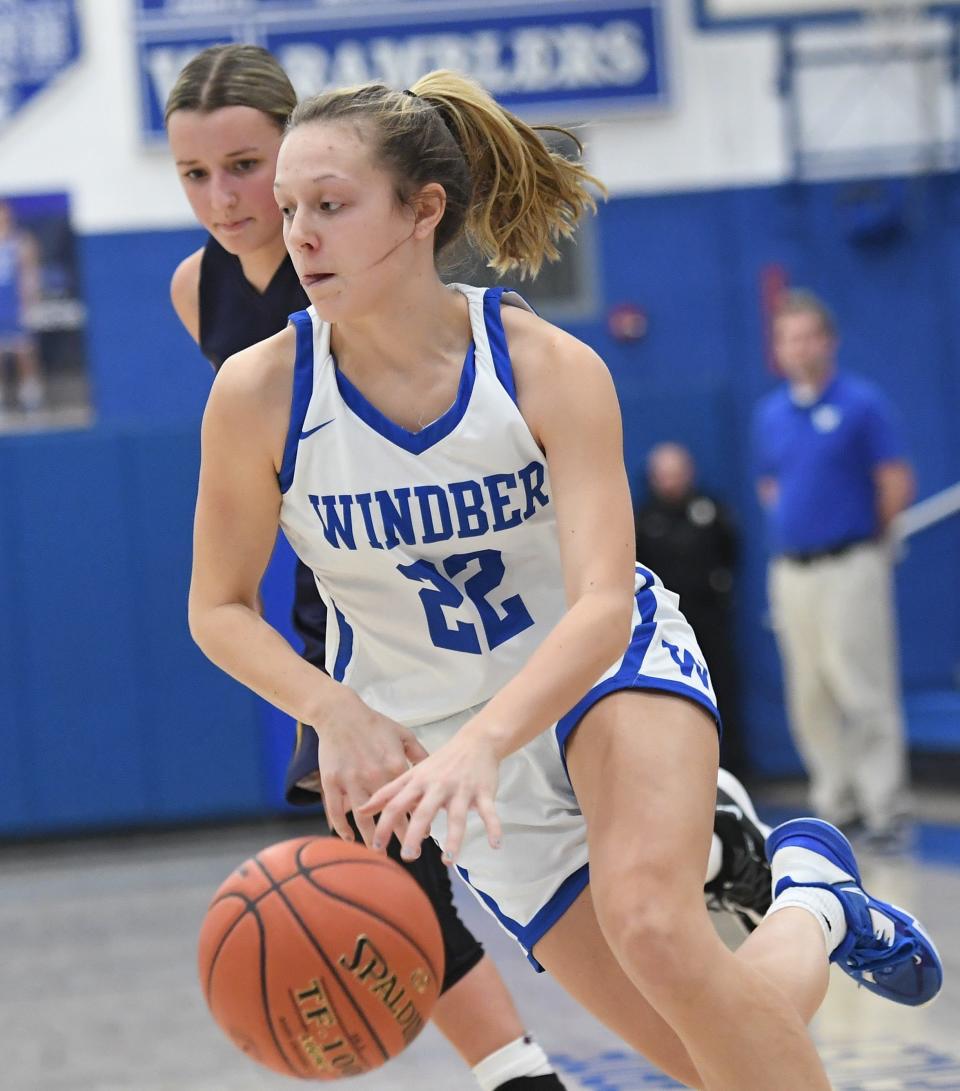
[780,537,873,565]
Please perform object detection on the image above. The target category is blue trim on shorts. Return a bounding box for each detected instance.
[278,310,317,494]
[554,565,722,767]
[457,861,591,973]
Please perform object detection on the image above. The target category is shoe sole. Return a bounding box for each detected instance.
[767,818,943,1008]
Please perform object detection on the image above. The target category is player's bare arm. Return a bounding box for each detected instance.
[190,325,336,719]
[169,247,203,345]
[189,326,427,840]
[471,309,636,753]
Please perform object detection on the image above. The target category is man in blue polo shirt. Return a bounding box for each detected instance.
[754,289,915,848]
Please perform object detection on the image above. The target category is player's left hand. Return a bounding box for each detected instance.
[357,727,502,865]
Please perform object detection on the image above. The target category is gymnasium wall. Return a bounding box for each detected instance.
[3,175,959,837]
[0,0,784,227]
[2,2,958,836]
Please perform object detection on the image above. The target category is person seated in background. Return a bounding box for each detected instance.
[634,442,745,777]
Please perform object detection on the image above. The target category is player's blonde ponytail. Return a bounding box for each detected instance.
[286,71,605,279]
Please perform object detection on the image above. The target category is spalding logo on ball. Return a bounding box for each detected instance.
[198,836,445,1080]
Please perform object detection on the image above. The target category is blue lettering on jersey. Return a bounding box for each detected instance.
[309,493,357,549]
[307,459,549,551]
[661,638,710,689]
[375,487,415,549]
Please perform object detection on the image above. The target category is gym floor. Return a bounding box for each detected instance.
[3,784,958,1090]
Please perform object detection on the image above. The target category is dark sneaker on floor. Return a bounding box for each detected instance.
[860,820,914,856]
[767,817,943,1007]
[705,768,773,932]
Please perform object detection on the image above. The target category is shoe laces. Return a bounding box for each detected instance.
[843,895,918,973]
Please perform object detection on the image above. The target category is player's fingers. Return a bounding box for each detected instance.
[346,780,378,848]
[476,792,502,851]
[358,768,410,815]
[323,787,355,842]
[440,796,470,864]
[400,791,442,862]
[400,728,430,764]
[368,797,405,851]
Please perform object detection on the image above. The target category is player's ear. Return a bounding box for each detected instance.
[410,183,446,239]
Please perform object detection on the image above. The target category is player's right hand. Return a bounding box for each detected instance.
[313,696,429,849]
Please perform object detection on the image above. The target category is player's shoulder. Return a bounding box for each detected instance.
[209,324,298,425]
[500,301,605,387]
[170,247,203,342]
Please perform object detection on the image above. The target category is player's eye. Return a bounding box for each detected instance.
[319,201,343,213]
[232,159,258,174]
[183,168,207,181]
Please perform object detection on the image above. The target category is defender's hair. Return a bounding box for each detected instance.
[164,44,296,131]
[286,70,606,278]
[774,289,837,336]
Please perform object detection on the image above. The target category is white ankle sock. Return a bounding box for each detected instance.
[767,886,848,955]
[472,1035,553,1091]
[705,833,724,883]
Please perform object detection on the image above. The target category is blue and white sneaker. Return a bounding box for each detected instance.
[766,817,943,1007]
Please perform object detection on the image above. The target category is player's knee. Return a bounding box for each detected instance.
[595,883,702,990]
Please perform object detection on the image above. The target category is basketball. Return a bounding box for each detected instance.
[197,836,445,1080]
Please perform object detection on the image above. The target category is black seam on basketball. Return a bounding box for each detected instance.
[203,893,257,1001]
[207,894,302,1079]
[253,853,386,1068]
[293,841,442,983]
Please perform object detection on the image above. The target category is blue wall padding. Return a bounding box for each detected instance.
[0,427,267,835]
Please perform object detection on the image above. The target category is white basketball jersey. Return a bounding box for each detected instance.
[277,284,569,728]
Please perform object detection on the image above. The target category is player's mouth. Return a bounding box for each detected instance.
[301,273,334,287]
[217,218,253,234]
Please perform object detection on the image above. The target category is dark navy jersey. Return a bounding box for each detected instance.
[197,236,327,669]
[199,236,306,371]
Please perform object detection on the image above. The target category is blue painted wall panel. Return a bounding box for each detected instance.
[81,227,209,426]
[1,431,147,829]
[120,429,266,821]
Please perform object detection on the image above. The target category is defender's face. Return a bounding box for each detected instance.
[274,120,419,321]
[773,310,836,385]
[168,106,284,256]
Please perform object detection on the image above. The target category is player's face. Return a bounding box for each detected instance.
[168,106,284,256]
[773,310,836,384]
[274,120,420,320]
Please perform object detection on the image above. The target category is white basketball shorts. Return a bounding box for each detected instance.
[413,564,721,970]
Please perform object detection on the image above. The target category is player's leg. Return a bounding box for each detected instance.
[769,558,856,826]
[287,723,567,1090]
[565,690,833,1090]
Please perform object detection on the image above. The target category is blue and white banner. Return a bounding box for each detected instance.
[0,0,81,128]
[135,0,669,141]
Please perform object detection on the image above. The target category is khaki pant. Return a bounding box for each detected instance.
[768,541,908,832]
